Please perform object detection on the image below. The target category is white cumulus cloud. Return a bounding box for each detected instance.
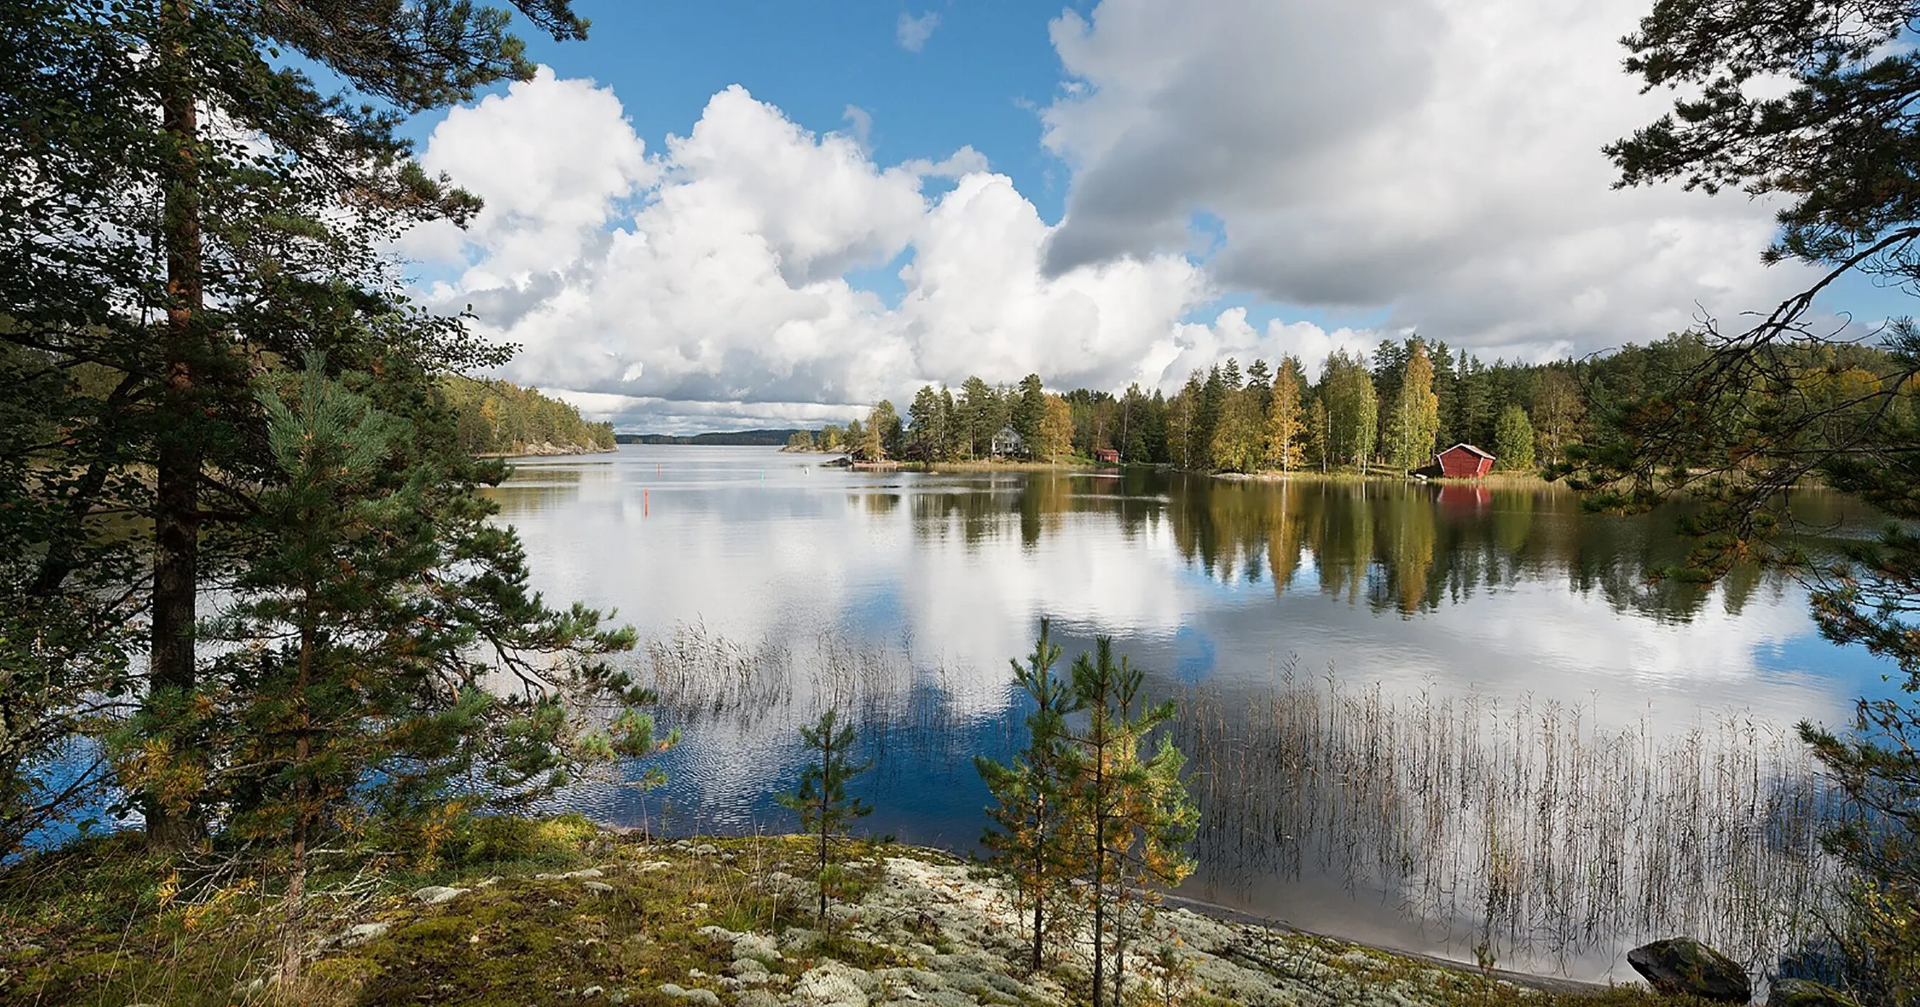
[406,72,1340,431]
[1040,0,1831,354]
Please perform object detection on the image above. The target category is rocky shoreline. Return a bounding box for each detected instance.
[307,835,1579,1007]
[3,824,1830,1006]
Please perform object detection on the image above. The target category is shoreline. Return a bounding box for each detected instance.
[792,450,1559,486]
[476,442,620,459]
[0,823,1656,1006]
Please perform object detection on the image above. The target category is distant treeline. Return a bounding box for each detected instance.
[790,332,1895,474]
[442,375,615,455]
[620,429,805,446]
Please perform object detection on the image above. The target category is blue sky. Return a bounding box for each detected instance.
[388,0,1914,431]
[404,2,1078,214]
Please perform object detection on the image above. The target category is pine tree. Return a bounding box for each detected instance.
[907,385,946,463]
[779,709,872,921]
[1194,368,1227,469]
[0,0,606,849]
[940,386,965,460]
[1060,639,1199,1007]
[1246,358,1273,417]
[199,357,656,977]
[1013,374,1047,453]
[976,622,1081,972]
[872,400,904,459]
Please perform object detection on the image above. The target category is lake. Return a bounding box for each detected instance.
[492,445,1887,982]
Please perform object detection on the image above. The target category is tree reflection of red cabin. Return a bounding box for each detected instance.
[1435,443,1495,479]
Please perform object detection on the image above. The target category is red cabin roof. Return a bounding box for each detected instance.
[1435,443,1495,479]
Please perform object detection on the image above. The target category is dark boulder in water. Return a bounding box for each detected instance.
[1627,937,1752,1003]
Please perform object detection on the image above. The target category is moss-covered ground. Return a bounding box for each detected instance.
[0,817,1734,1007]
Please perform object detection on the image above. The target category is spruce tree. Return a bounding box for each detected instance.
[1013,374,1048,453]
[780,709,872,921]
[976,622,1081,972]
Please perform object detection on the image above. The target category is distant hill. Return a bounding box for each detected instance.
[616,429,804,446]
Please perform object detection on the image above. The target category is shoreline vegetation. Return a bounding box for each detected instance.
[760,332,1897,499]
[444,375,617,458]
[782,444,1561,487]
[0,817,1709,1007]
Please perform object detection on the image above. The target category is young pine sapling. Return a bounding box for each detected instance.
[779,708,872,921]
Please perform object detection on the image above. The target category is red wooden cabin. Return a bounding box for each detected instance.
[1434,443,1495,479]
[1094,448,1120,464]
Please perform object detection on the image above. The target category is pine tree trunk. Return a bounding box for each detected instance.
[147,0,205,851]
[281,612,318,985]
[1091,742,1107,1007]
[816,732,828,922]
[1031,887,1043,973]
[1029,821,1046,973]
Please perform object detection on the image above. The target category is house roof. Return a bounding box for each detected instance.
[1440,443,1495,460]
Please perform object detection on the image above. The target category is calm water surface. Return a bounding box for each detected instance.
[493,445,1887,980]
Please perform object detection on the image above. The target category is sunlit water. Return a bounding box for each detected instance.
[494,445,1890,981]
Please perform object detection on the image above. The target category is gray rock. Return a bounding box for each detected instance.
[1628,937,1752,1003]
[779,927,823,953]
[657,984,722,1006]
[582,986,605,998]
[795,960,872,1006]
[736,992,783,1007]
[692,843,719,857]
[734,931,782,962]
[1769,978,1858,1007]
[582,880,615,894]
[410,885,469,905]
[334,926,389,949]
[562,868,606,879]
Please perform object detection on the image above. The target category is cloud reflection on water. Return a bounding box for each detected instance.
[491,446,1875,731]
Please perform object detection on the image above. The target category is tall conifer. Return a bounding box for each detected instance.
[1060,639,1198,1007]
[976,621,1081,972]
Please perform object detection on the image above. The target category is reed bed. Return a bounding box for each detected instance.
[631,623,1843,974]
[635,622,998,757]
[1169,663,1844,973]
